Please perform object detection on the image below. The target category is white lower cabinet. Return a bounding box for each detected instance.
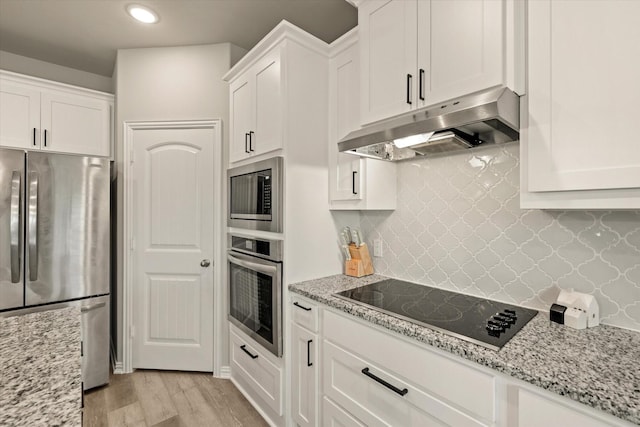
[510,386,624,427]
[291,323,317,427]
[287,303,633,427]
[322,309,493,427]
[322,397,366,427]
[229,325,283,425]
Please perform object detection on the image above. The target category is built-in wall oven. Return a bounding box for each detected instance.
[228,157,283,233]
[228,233,283,357]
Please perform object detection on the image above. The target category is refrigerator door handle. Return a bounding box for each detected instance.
[81,302,106,312]
[28,171,39,281]
[10,171,21,283]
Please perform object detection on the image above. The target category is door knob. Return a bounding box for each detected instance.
[200,259,211,267]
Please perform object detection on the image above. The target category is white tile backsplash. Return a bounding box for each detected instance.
[359,143,640,332]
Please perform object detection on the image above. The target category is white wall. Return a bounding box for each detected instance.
[113,43,246,369]
[0,50,113,93]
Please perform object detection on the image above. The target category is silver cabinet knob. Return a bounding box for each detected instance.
[200,259,211,267]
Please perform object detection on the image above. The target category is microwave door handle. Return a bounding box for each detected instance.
[227,253,277,276]
[10,171,21,283]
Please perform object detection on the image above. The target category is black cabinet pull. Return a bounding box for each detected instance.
[44,129,48,147]
[81,382,84,408]
[249,131,255,152]
[307,339,313,367]
[419,69,425,101]
[293,301,311,311]
[406,74,412,105]
[245,133,250,153]
[240,344,258,359]
[33,128,37,146]
[352,171,358,195]
[361,367,408,396]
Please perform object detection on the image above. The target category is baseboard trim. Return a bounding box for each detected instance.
[216,365,231,379]
[110,339,124,374]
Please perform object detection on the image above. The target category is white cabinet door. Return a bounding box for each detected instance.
[359,0,418,124]
[292,323,318,427]
[0,80,40,149]
[418,0,504,108]
[525,0,640,194]
[40,90,111,157]
[330,38,364,202]
[514,387,620,427]
[229,78,253,163]
[323,397,366,427]
[329,32,397,210]
[253,48,282,157]
[228,48,282,164]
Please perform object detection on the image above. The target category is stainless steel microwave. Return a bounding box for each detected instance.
[227,157,283,233]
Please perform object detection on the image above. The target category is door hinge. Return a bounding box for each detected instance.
[129,147,135,164]
[130,325,135,338]
[130,237,135,251]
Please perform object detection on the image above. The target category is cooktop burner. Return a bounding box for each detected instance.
[335,279,538,350]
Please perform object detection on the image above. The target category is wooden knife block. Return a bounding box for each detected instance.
[345,243,374,277]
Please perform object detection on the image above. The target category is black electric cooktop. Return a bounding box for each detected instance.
[335,279,538,350]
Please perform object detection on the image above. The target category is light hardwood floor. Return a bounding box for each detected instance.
[83,370,268,427]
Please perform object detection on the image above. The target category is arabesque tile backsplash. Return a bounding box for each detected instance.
[359,143,640,332]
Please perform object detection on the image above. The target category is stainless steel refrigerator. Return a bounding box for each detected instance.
[0,148,110,390]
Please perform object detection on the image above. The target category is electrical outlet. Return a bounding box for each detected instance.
[373,238,383,257]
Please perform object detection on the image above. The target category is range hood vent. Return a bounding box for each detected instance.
[338,86,520,161]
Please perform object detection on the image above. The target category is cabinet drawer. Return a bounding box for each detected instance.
[230,328,283,416]
[515,387,620,427]
[323,340,487,427]
[323,396,366,427]
[291,297,318,332]
[323,310,495,423]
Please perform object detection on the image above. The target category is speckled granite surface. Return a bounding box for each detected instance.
[290,274,640,425]
[0,307,82,427]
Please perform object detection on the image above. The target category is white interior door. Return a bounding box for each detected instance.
[131,125,215,372]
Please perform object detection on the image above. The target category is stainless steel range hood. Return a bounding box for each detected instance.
[338,86,520,161]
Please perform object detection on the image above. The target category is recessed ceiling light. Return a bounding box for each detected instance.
[127,4,159,24]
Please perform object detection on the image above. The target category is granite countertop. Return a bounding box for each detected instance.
[0,307,82,427]
[290,274,640,425]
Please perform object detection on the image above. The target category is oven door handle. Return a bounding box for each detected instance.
[227,253,278,275]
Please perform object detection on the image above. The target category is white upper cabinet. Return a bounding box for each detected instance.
[0,71,113,157]
[329,30,396,210]
[359,0,510,125]
[359,0,418,124]
[418,0,503,108]
[521,0,640,209]
[40,90,111,156]
[228,47,282,163]
[0,79,40,149]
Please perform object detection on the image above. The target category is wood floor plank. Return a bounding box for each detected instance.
[149,415,182,427]
[107,401,147,427]
[160,371,197,397]
[85,370,266,427]
[83,386,108,427]
[193,375,268,427]
[104,372,137,413]
[171,385,224,426]
[131,371,178,425]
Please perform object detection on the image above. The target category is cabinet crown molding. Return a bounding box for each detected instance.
[223,20,330,82]
[0,69,114,100]
[328,28,358,59]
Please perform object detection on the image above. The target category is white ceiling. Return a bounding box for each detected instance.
[0,0,357,77]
